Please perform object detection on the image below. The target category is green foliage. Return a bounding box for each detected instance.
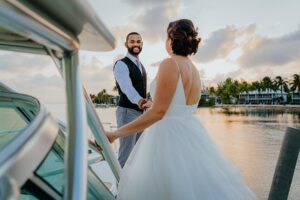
[90,89,117,105]
[273,76,289,93]
[211,74,300,104]
[90,74,300,106]
[290,74,300,94]
[198,97,215,107]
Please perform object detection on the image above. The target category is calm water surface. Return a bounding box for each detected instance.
[47,104,300,200]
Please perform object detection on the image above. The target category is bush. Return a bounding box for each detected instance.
[198,97,215,107]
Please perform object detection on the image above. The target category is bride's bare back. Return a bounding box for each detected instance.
[173,57,201,106]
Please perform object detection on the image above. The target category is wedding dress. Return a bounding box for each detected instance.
[117,60,257,200]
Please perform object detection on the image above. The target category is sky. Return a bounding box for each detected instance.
[0,0,300,103]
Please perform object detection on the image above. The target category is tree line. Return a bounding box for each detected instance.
[90,74,300,106]
[205,74,300,104]
[90,89,116,105]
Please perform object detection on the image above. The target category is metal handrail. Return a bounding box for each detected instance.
[47,48,121,182]
[84,88,121,181]
[0,176,19,199]
[0,1,117,199]
[63,51,88,200]
[0,1,79,52]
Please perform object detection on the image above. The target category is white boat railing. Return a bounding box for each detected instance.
[47,47,121,183]
[0,0,118,199]
[0,176,19,199]
[0,92,59,194]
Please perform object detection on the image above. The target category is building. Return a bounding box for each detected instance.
[201,92,210,102]
[239,89,288,104]
[291,92,300,104]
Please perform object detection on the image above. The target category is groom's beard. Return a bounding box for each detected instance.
[128,46,142,56]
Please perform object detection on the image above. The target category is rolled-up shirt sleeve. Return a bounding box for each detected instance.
[114,61,143,105]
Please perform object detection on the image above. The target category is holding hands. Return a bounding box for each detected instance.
[138,98,153,110]
[95,98,153,148]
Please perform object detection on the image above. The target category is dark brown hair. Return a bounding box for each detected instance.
[167,19,201,56]
[126,32,141,42]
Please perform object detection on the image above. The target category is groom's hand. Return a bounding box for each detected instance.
[138,98,147,109]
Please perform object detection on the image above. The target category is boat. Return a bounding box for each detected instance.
[0,0,120,199]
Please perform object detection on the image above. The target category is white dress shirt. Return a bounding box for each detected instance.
[114,52,144,105]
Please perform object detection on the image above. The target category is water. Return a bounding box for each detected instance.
[196,107,300,200]
[47,104,300,200]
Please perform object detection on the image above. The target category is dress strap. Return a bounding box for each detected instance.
[173,59,180,73]
[173,59,183,81]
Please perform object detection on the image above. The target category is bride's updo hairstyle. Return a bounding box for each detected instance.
[167,19,201,56]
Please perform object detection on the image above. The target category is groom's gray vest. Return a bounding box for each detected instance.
[114,57,147,112]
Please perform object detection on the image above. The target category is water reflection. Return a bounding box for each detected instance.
[197,107,300,200]
[216,107,300,121]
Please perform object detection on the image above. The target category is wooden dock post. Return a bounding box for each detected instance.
[268,127,300,200]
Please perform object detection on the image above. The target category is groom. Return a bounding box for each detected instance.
[113,32,147,167]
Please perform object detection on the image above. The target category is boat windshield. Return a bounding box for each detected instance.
[0,90,39,151]
[0,107,28,149]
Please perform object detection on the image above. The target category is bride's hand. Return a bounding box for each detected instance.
[89,139,103,152]
[142,100,153,109]
[105,131,118,143]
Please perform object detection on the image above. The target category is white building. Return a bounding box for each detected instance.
[239,89,288,104]
[291,92,300,104]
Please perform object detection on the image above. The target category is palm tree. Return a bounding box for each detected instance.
[215,82,230,104]
[290,74,300,101]
[261,76,274,91]
[273,76,289,92]
[89,94,96,102]
[273,76,289,103]
[238,80,250,94]
[208,86,216,95]
[237,80,250,104]
[215,78,239,104]
[250,81,262,92]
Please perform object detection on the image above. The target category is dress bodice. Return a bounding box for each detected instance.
[150,75,197,117]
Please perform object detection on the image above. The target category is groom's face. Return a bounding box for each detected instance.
[125,34,143,56]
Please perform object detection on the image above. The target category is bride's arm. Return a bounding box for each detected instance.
[107,58,178,141]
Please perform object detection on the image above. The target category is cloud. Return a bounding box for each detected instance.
[0,51,118,103]
[111,0,183,42]
[194,24,256,63]
[0,51,65,103]
[111,25,137,43]
[0,52,52,75]
[81,57,117,95]
[0,72,65,103]
[207,62,300,86]
[237,27,300,68]
[133,2,181,41]
[194,25,300,85]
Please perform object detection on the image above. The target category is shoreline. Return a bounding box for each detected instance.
[212,104,300,111]
[214,104,300,108]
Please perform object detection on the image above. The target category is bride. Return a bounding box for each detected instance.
[105,19,257,200]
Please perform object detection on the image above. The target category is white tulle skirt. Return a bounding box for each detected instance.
[117,112,257,200]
